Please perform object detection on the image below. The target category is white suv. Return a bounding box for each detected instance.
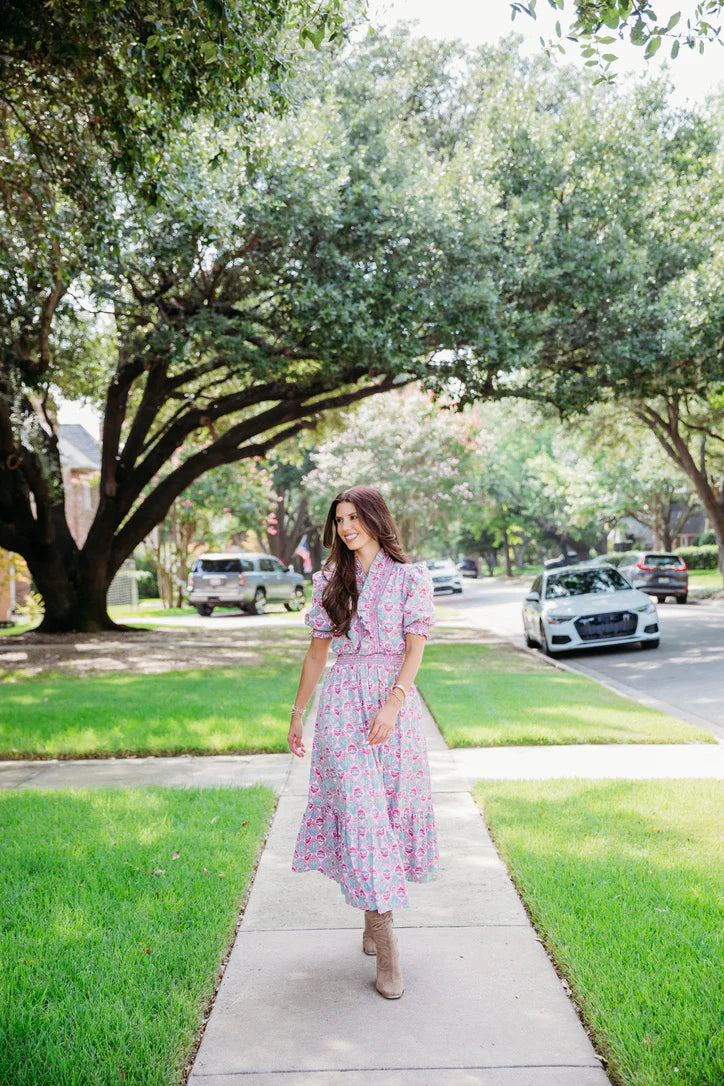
[424,558,463,594]
[187,553,306,616]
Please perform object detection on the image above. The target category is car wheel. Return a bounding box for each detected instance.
[196,604,214,617]
[285,587,306,612]
[642,638,660,649]
[539,621,554,656]
[677,594,688,605]
[251,588,266,615]
[525,633,537,648]
[656,596,665,604]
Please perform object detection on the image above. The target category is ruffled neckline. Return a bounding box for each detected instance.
[355,549,397,642]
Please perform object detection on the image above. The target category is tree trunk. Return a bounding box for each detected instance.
[308,527,323,573]
[501,525,513,577]
[26,544,119,633]
[636,403,724,576]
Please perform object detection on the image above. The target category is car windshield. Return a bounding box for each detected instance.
[643,554,684,568]
[545,568,630,599]
[426,560,454,570]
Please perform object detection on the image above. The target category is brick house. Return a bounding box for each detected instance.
[0,424,102,621]
[57,423,101,546]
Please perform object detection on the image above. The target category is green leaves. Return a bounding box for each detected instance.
[511,2,724,78]
[600,7,621,30]
[644,33,662,57]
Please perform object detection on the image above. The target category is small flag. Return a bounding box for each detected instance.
[294,535,312,573]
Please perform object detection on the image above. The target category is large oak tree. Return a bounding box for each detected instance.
[2,23,724,631]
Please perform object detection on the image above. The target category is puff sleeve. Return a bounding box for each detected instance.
[402,563,436,639]
[305,570,334,638]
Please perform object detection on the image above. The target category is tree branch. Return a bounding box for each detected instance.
[108,377,398,573]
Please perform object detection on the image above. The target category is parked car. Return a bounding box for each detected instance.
[187,553,306,616]
[617,552,688,604]
[543,552,580,570]
[424,558,463,594]
[458,557,480,579]
[522,564,660,655]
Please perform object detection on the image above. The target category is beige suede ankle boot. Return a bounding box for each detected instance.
[369,910,404,999]
[363,910,377,956]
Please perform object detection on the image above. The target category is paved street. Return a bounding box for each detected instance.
[440,577,724,738]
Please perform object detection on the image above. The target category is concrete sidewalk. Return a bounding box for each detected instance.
[187,702,609,1086]
[2,738,721,793]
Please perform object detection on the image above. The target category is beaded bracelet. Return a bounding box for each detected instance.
[290,704,305,716]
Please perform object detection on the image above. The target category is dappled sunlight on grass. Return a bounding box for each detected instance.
[0,662,299,757]
[475,780,723,1085]
[419,644,713,746]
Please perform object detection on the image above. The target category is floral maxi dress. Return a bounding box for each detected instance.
[292,549,439,911]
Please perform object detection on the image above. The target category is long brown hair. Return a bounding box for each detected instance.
[321,485,409,637]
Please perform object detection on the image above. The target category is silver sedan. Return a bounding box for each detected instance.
[522,564,660,655]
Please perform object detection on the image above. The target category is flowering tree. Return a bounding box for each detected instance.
[303,389,484,556]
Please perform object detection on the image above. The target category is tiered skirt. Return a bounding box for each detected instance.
[292,652,439,910]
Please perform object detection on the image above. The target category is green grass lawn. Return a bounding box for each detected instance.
[0,785,275,1086]
[688,569,724,591]
[475,779,724,1086]
[111,600,199,618]
[0,663,300,758]
[418,643,714,745]
[110,600,310,624]
[0,619,40,636]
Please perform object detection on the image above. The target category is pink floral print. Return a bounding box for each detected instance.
[292,549,439,911]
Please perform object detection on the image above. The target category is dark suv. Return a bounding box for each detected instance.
[618,552,688,604]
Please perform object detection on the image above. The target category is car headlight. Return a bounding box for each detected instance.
[635,603,656,613]
[546,613,572,624]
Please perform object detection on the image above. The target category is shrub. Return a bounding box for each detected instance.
[135,568,159,598]
[604,550,638,567]
[676,544,719,570]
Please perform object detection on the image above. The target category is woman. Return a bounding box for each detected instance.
[288,485,438,1000]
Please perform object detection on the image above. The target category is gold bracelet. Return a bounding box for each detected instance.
[391,683,407,700]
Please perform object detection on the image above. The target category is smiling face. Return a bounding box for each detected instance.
[335,501,376,553]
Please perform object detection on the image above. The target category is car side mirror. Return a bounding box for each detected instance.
[525,591,540,602]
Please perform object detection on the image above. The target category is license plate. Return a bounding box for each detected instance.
[209,577,224,586]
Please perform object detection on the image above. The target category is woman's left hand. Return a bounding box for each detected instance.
[368,700,399,746]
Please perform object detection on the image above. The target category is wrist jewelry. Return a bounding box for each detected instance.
[391,683,408,700]
[291,704,305,716]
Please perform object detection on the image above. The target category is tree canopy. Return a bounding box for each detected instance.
[2,23,724,629]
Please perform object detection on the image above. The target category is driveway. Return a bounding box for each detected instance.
[440,577,724,739]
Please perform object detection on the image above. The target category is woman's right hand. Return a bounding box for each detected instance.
[287,717,306,758]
